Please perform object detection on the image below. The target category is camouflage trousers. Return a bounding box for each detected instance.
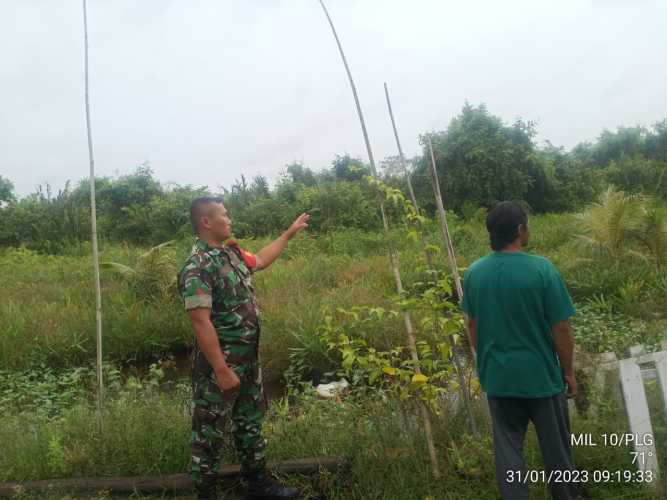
[190,339,268,489]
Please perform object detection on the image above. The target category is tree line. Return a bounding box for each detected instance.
[1,103,665,252]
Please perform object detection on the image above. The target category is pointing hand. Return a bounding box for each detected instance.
[287,213,310,239]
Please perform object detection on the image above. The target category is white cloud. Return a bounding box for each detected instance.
[1,0,666,196]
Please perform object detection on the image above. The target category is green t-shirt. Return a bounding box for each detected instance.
[461,252,575,398]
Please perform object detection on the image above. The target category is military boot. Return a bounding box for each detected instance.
[195,475,219,500]
[244,471,298,500]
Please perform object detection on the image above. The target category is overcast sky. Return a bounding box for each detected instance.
[2,0,666,197]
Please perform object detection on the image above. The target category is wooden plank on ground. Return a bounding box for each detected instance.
[0,456,347,496]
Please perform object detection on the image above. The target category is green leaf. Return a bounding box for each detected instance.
[382,367,397,376]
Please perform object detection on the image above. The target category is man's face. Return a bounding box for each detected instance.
[203,203,232,241]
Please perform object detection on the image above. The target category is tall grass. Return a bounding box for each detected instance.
[1,213,666,374]
[0,246,190,369]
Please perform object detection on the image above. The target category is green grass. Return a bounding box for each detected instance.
[0,369,661,499]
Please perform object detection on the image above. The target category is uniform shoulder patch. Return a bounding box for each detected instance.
[225,239,257,269]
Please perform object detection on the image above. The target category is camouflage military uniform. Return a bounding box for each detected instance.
[178,238,267,490]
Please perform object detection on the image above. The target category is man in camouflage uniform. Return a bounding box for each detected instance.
[178,197,309,500]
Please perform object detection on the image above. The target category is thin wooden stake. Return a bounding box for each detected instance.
[319,0,440,478]
[83,0,104,430]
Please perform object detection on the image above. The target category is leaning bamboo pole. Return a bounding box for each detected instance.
[427,135,480,434]
[82,0,104,429]
[426,136,465,314]
[318,0,440,477]
[383,83,478,435]
[383,82,434,269]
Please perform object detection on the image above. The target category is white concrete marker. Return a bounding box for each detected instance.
[653,351,667,423]
[619,358,660,484]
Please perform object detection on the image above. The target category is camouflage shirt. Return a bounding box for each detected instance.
[178,238,260,343]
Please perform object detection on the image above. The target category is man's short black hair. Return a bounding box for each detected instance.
[485,201,528,251]
[190,196,224,234]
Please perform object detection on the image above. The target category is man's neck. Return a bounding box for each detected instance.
[500,241,523,253]
[198,234,224,249]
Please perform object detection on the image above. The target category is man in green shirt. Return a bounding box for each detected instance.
[461,201,579,500]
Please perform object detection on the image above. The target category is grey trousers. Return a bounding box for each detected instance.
[488,392,579,500]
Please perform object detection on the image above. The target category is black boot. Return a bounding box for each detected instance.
[195,475,219,500]
[245,471,299,500]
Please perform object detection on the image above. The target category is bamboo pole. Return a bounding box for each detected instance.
[383,82,434,269]
[318,0,440,478]
[426,136,464,302]
[384,83,478,435]
[83,0,104,429]
[427,135,479,434]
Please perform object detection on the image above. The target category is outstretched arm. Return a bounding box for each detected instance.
[254,213,309,270]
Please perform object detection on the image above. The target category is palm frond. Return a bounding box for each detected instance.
[637,202,667,268]
[576,186,645,258]
[139,240,175,260]
[100,262,137,275]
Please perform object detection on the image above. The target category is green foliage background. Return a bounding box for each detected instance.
[2,104,666,252]
[1,104,667,499]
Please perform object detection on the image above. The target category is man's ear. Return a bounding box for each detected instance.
[520,223,530,241]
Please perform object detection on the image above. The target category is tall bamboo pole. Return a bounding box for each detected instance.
[83,0,104,429]
[426,136,465,309]
[318,0,440,477]
[383,82,433,269]
[427,135,480,434]
[384,83,478,435]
